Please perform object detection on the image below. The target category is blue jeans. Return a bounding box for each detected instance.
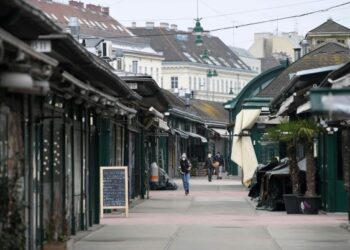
[181,172,190,192]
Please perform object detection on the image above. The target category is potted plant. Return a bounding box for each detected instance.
[293,119,322,214]
[266,120,301,213]
[266,119,322,214]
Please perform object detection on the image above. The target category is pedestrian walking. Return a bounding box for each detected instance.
[214,152,224,180]
[204,152,214,182]
[178,153,191,195]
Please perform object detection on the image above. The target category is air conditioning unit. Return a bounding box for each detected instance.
[101,41,112,58]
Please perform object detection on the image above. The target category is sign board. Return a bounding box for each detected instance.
[100,166,128,218]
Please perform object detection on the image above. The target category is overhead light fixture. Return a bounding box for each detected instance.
[193,18,204,36]
[195,35,203,46]
[207,69,213,78]
[201,49,209,61]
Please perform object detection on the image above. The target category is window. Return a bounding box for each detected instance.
[189,76,192,89]
[139,66,142,74]
[132,61,138,74]
[194,77,197,90]
[317,40,324,45]
[199,78,202,88]
[156,68,159,82]
[171,76,178,89]
[338,39,345,44]
[129,65,132,72]
[150,67,153,77]
[221,80,224,93]
[225,80,228,93]
[145,66,148,75]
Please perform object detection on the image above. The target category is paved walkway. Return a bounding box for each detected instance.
[74,177,350,250]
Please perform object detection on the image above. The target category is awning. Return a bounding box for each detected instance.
[296,101,311,114]
[173,128,189,139]
[231,108,261,187]
[211,128,229,138]
[276,95,294,116]
[256,115,289,124]
[156,118,170,131]
[187,131,208,143]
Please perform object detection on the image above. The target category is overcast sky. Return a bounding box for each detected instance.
[66,0,350,49]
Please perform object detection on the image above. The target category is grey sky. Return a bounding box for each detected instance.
[66,0,350,49]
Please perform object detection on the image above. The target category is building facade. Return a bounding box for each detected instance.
[130,23,257,103]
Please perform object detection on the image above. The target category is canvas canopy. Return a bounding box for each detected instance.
[231,109,261,187]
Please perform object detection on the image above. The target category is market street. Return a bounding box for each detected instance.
[74,176,350,250]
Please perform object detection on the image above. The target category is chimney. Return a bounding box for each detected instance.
[86,4,102,13]
[68,17,80,39]
[132,22,137,28]
[294,48,301,61]
[69,0,84,8]
[160,22,169,29]
[101,7,109,16]
[146,22,154,29]
[170,24,178,31]
[300,39,309,56]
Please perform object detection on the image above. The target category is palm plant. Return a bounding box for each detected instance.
[266,120,300,194]
[294,119,320,196]
[266,119,320,196]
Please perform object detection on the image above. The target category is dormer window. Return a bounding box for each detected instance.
[337,39,345,44]
[316,40,324,45]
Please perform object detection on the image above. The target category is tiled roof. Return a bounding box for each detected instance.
[307,19,350,35]
[26,0,133,38]
[257,42,350,98]
[129,27,251,71]
[191,99,229,124]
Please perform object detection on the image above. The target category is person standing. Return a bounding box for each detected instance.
[204,152,214,182]
[214,152,224,180]
[179,153,191,195]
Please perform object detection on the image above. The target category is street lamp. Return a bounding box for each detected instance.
[206,69,219,100]
[192,0,204,46]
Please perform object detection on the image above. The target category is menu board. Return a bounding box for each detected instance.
[100,166,128,218]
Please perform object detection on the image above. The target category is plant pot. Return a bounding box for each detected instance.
[283,194,300,214]
[43,242,66,250]
[297,196,321,214]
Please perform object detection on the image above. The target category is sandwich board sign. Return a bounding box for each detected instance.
[100,166,128,218]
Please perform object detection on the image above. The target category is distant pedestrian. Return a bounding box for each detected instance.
[204,152,214,182]
[179,153,191,195]
[214,152,224,180]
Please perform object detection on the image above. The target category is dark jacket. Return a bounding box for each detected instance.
[180,159,191,173]
[214,154,224,166]
[204,157,214,169]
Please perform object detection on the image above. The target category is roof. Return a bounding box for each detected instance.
[2,0,140,102]
[227,64,286,117]
[307,19,350,36]
[129,26,252,71]
[257,42,350,99]
[191,99,229,125]
[121,76,169,112]
[230,46,255,58]
[26,0,134,38]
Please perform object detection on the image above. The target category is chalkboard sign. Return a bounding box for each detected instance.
[100,166,128,218]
